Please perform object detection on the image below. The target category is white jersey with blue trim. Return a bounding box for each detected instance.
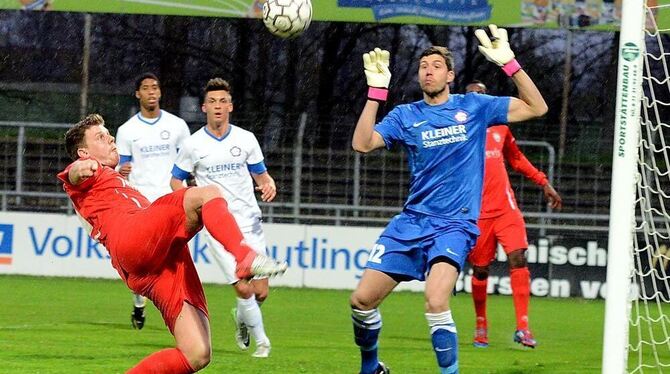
[374,93,510,221]
[173,124,266,229]
[116,110,190,202]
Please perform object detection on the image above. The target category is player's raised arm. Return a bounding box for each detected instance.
[475,25,548,123]
[352,48,391,153]
[68,159,98,185]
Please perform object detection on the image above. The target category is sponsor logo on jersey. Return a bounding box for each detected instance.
[206,162,245,179]
[421,124,468,148]
[230,146,242,157]
[139,144,170,158]
[0,224,14,265]
[206,163,244,173]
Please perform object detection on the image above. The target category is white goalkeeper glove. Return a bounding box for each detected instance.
[475,24,522,77]
[363,48,391,101]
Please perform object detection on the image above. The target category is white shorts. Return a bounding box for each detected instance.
[205,221,268,284]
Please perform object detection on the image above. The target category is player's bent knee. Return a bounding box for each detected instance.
[186,185,223,208]
[507,249,527,268]
[424,296,449,313]
[233,282,254,298]
[183,343,211,371]
[256,290,268,303]
[350,292,376,311]
[472,266,490,280]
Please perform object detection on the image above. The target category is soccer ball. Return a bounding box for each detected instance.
[262,0,312,39]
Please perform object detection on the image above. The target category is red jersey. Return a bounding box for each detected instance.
[480,125,548,219]
[57,159,150,244]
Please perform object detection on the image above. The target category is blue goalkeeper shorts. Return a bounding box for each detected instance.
[365,210,478,281]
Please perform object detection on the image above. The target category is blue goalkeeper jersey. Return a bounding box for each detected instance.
[374,93,510,224]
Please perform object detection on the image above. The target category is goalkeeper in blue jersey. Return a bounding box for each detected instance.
[349,25,548,374]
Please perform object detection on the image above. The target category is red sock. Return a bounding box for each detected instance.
[510,267,531,330]
[202,198,250,264]
[127,348,195,374]
[471,277,488,325]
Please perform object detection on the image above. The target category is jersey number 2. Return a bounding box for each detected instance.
[368,244,385,264]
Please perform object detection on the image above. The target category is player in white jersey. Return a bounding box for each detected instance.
[115,72,191,330]
[171,78,277,358]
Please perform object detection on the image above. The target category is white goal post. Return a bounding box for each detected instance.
[603,0,670,373]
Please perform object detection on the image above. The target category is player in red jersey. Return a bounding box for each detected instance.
[465,81,562,349]
[57,114,287,373]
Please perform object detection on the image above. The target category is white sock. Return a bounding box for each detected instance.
[237,296,269,346]
[133,293,146,308]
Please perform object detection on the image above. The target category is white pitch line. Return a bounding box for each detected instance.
[120,0,246,16]
[212,0,249,12]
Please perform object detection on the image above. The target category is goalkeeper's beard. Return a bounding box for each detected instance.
[421,83,447,99]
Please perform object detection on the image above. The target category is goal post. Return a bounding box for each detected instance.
[602,0,667,373]
[602,0,646,372]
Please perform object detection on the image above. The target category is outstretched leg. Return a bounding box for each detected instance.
[183,185,286,279]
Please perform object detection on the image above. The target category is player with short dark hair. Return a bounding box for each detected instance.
[171,78,278,358]
[349,25,548,374]
[465,80,562,349]
[116,72,192,329]
[58,113,287,373]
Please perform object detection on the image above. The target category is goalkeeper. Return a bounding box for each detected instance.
[349,25,548,374]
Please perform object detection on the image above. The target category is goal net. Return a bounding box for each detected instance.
[603,1,670,373]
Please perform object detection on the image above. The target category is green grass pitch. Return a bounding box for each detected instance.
[0,274,607,373]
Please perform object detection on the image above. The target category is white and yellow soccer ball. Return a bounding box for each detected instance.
[262,0,312,39]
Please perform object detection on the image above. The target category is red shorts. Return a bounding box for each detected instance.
[468,209,528,267]
[102,188,208,333]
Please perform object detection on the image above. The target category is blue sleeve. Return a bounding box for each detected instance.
[487,96,510,125]
[373,107,405,149]
[477,94,510,126]
[119,155,132,164]
[171,165,190,181]
[248,161,267,175]
[468,93,510,126]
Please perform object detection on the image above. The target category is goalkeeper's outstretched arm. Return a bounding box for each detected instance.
[352,48,390,154]
[475,25,548,123]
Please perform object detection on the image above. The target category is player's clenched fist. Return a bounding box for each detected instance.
[363,48,391,101]
[68,159,98,185]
